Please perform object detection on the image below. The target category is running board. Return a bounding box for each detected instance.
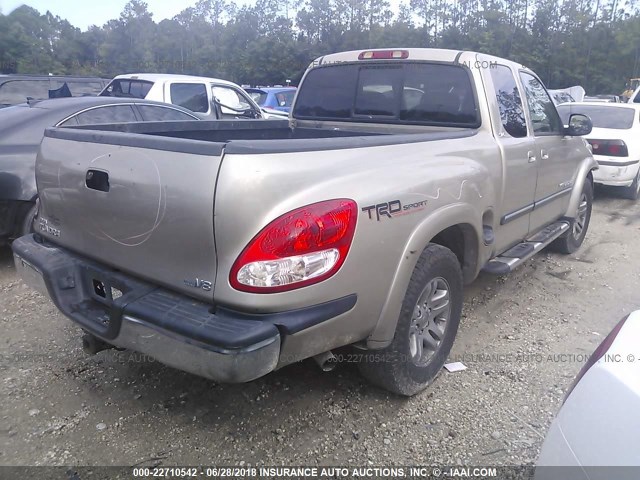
[482,221,570,275]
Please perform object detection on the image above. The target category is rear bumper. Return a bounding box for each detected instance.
[12,235,356,383]
[593,159,640,186]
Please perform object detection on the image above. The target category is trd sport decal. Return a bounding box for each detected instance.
[361,200,428,221]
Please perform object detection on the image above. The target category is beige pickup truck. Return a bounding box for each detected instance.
[13,48,596,396]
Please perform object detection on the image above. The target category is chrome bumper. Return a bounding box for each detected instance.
[12,235,280,383]
[111,315,280,383]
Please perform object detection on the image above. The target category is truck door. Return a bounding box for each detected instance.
[518,72,577,233]
[486,63,539,252]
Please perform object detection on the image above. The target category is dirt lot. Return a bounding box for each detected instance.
[2,186,639,468]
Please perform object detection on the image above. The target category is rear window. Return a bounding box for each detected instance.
[274,90,295,107]
[293,63,479,127]
[247,90,268,106]
[557,105,636,130]
[60,81,105,97]
[101,79,153,99]
[0,80,50,105]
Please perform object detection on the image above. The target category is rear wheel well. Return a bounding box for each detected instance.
[430,224,479,284]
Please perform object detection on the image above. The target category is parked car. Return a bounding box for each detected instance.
[548,86,585,104]
[13,48,596,396]
[557,102,640,199]
[100,74,269,119]
[245,87,297,113]
[0,75,108,108]
[629,85,640,104]
[536,311,640,480]
[584,94,622,103]
[0,96,199,244]
[549,90,575,105]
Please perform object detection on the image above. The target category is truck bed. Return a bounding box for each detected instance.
[52,119,478,155]
[37,118,479,302]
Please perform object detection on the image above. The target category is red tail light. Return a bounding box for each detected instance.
[563,314,630,404]
[230,199,357,293]
[587,139,628,157]
[358,50,409,60]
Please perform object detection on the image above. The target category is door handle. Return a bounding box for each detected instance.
[527,151,537,163]
[86,169,110,192]
[540,149,549,160]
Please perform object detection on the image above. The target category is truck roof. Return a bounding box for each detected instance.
[111,73,239,88]
[314,48,530,73]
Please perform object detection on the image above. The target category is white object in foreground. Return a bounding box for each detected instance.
[443,362,467,373]
[536,310,640,480]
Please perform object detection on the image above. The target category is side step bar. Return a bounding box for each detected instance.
[482,221,570,275]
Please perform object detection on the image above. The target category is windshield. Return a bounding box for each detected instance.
[0,79,50,105]
[293,62,479,127]
[558,105,636,129]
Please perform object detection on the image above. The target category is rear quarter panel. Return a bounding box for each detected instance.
[214,133,501,356]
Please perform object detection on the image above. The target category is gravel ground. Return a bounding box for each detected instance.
[1,185,639,468]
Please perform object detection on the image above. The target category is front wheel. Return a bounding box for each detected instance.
[550,179,593,254]
[358,244,463,396]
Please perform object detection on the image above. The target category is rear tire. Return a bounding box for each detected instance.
[358,244,463,396]
[622,171,640,201]
[550,180,593,254]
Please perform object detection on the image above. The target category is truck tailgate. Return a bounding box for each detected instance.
[35,129,223,301]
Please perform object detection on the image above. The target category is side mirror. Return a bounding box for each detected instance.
[564,113,592,136]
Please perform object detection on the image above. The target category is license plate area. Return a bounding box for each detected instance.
[88,276,125,305]
[76,267,134,334]
[12,236,157,341]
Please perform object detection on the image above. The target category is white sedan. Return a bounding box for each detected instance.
[536,310,640,480]
[557,103,640,200]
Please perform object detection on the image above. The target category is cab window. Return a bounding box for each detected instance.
[101,79,153,99]
[489,65,527,138]
[212,85,253,116]
[519,72,563,135]
[170,83,208,113]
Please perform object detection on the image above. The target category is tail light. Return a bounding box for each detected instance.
[230,199,357,293]
[587,139,628,157]
[563,314,630,404]
[358,50,409,60]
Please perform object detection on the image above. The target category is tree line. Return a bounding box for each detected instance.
[1,0,639,94]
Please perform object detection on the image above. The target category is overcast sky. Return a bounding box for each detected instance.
[1,0,216,30]
[2,0,408,30]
